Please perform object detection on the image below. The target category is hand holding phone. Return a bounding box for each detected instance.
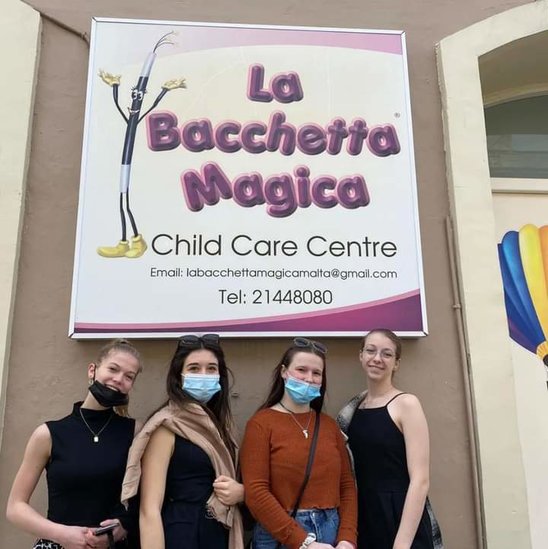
[94,523,118,536]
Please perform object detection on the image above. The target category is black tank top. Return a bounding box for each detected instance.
[348,393,434,548]
[348,392,409,491]
[46,402,135,527]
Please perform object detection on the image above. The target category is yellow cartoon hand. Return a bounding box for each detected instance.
[162,78,186,91]
[98,69,121,87]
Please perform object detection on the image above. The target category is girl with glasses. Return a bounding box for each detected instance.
[240,338,357,549]
[7,339,143,549]
[121,334,244,549]
[337,329,443,549]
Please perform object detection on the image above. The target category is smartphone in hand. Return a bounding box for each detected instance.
[94,523,118,536]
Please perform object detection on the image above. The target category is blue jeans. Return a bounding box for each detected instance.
[253,508,340,548]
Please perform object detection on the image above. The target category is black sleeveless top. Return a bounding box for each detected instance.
[162,435,228,549]
[347,393,433,549]
[45,402,135,529]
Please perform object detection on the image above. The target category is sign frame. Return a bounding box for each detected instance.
[69,17,428,339]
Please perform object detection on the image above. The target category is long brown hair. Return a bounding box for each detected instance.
[259,344,327,413]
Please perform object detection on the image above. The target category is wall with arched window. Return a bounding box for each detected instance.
[439,5,548,548]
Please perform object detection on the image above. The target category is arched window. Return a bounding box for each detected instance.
[486,95,548,179]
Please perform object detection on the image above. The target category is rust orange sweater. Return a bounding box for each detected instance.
[240,408,357,549]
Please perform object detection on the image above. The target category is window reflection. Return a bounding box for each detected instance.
[485,96,548,178]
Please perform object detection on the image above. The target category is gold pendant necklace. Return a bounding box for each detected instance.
[279,401,313,438]
[79,407,114,443]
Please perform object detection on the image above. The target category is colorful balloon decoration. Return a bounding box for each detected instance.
[498,224,548,384]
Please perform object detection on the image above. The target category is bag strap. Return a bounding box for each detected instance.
[289,411,321,518]
[274,412,321,549]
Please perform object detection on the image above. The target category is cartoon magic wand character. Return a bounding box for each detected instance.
[97,32,185,258]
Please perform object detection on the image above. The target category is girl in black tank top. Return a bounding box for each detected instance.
[337,329,443,549]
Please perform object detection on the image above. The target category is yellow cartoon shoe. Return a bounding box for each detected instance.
[125,234,147,258]
[97,240,130,258]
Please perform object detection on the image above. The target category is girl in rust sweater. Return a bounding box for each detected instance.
[240,338,357,549]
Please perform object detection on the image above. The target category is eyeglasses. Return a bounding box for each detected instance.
[293,337,327,355]
[362,347,396,360]
[178,334,220,348]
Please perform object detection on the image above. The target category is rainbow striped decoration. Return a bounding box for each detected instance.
[499,224,548,383]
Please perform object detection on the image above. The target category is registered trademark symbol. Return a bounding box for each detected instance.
[394,112,400,118]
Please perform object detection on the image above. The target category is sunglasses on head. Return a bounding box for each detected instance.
[178,334,220,348]
[293,337,327,355]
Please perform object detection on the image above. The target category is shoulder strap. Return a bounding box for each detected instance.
[386,392,407,406]
[289,411,321,518]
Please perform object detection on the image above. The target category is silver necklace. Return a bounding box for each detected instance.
[279,401,313,439]
[79,407,114,443]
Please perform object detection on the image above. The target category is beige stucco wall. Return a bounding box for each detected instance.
[0,0,535,547]
[0,0,41,446]
[492,193,548,549]
[438,1,548,547]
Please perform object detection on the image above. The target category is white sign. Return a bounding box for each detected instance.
[69,18,427,338]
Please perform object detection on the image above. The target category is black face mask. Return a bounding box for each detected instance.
[89,380,129,408]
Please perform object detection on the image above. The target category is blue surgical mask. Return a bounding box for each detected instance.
[284,375,321,405]
[182,374,221,403]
